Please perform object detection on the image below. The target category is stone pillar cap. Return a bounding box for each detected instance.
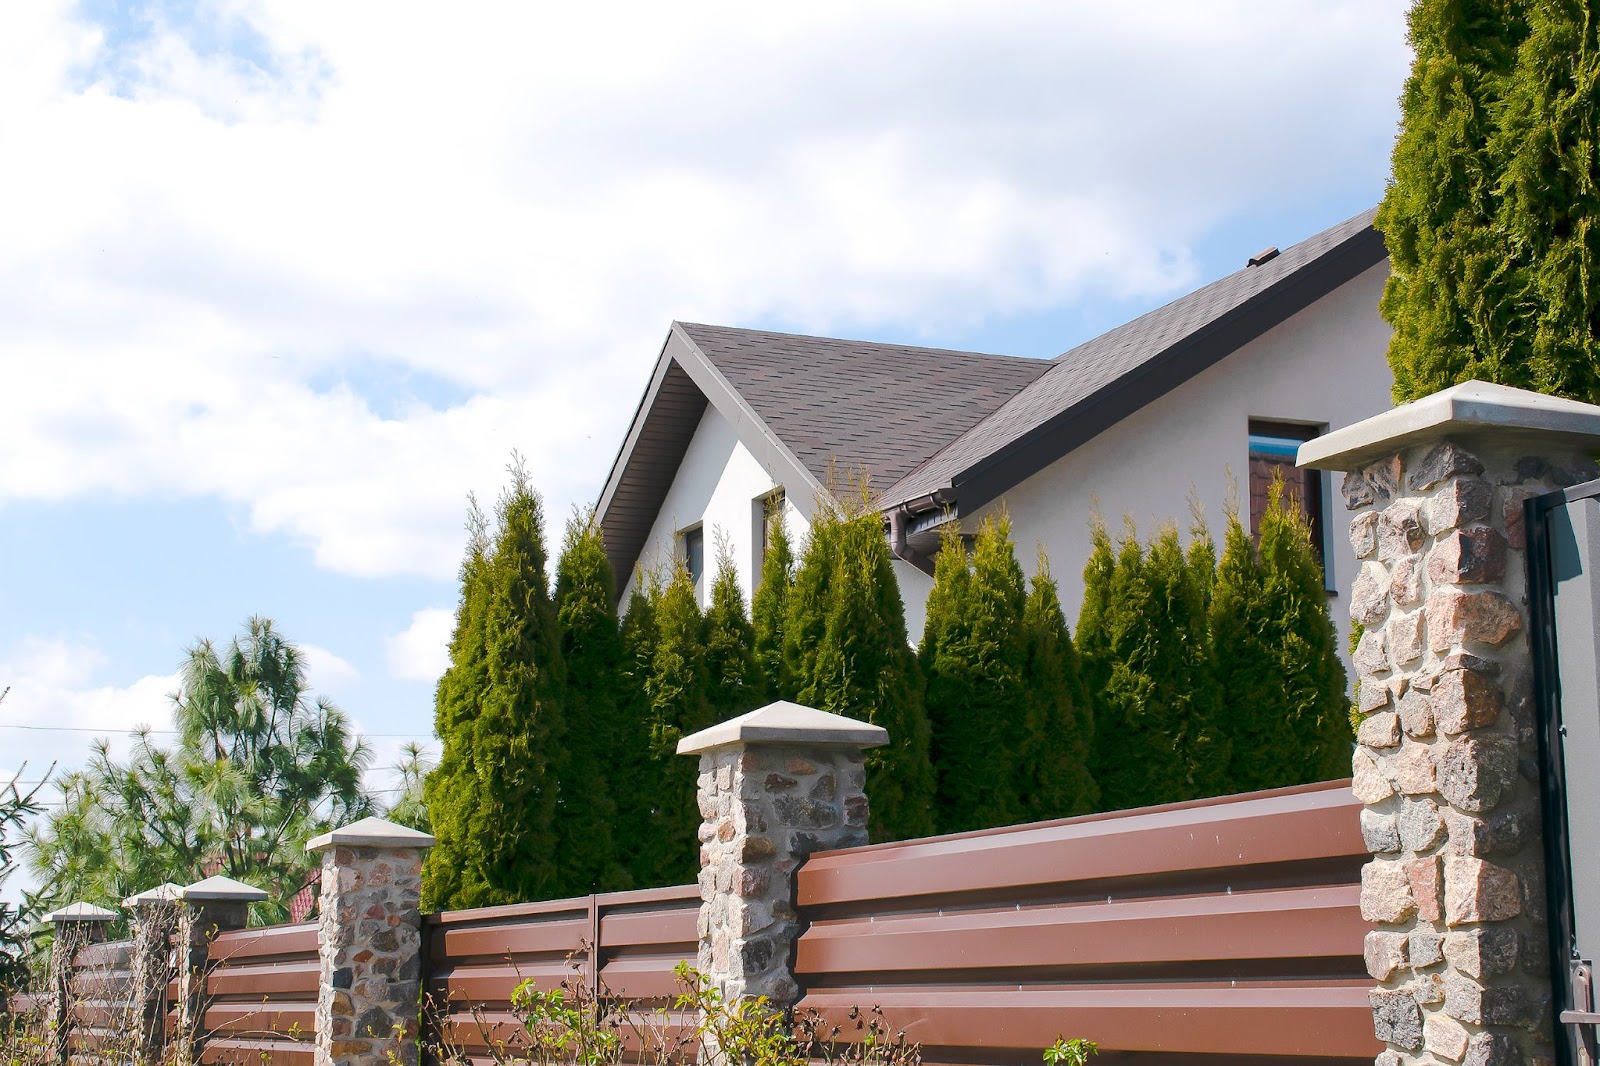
[180,875,269,902]
[43,902,118,923]
[306,815,436,854]
[122,882,183,908]
[677,700,888,755]
[1298,379,1600,471]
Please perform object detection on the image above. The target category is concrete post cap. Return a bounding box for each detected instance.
[122,883,183,909]
[677,701,889,755]
[1298,379,1600,471]
[180,875,269,902]
[43,902,118,923]
[306,815,436,853]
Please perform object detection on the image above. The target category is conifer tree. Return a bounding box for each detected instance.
[751,513,795,703]
[422,499,492,911]
[704,540,759,718]
[1376,0,1533,400]
[1209,505,1280,793]
[795,508,936,841]
[615,572,662,885]
[1019,555,1098,818]
[553,509,626,893]
[641,565,710,885]
[922,516,1029,833]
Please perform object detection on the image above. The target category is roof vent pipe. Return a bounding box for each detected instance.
[1248,246,1280,267]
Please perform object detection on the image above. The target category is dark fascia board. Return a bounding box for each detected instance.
[594,323,829,593]
[945,225,1388,517]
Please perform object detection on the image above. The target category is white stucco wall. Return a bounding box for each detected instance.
[966,262,1394,669]
[620,404,811,608]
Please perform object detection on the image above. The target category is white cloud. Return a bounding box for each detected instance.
[0,0,1411,579]
[299,643,360,693]
[385,608,454,684]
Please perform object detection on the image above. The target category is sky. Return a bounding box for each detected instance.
[0,1,1413,885]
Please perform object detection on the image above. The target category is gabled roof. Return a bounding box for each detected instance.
[878,207,1386,512]
[596,324,1044,586]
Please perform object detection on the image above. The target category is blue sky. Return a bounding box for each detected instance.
[0,1,1412,860]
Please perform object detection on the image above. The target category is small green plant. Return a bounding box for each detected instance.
[1043,1036,1097,1066]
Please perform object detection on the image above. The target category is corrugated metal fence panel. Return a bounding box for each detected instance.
[200,921,318,1066]
[425,884,698,1061]
[68,937,134,1057]
[794,780,1379,1066]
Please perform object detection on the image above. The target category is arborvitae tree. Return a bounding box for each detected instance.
[553,509,626,893]
[1084,522,1226,811]
[1256,484,1353,782]
[796,508,936,841]
[1075,516,1116,797]
[1376,0,1533,401]
[1490,1,1600,402]
[751,514,795,703]
[704,541,759,718]
[923,516,1029,834]
[1209,505,1282,793]
[468,467,567,905]
[422,499,492,911]
[641,565,711,885]
[1019,555,1098,818]
[616,572,662,886]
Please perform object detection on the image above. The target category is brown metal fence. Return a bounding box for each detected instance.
[794,779,1378,1066]
[68,937,134,1058]
[424,884,699,1060]
[194,920,319,1065]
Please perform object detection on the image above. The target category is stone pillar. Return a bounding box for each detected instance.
[123,883,182,1063]
[678,700,884,1012]
[43,903,116,1066]
[1301,380,1600,1066]
[306,816,435,1066]
[175,876,266,1064]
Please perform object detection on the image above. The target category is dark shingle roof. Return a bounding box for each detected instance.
[678,323,1049,492]
[878,207,1386,510]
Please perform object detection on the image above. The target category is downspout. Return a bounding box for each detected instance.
[885,488,955,577]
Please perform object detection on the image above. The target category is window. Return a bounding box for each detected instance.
[680,525,704,589]
[752,489,785,591]
[1248,420,1327,572]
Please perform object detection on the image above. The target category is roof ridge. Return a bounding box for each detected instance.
[675,320,1033,364]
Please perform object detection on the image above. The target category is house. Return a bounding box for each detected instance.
[595,207,1392,658]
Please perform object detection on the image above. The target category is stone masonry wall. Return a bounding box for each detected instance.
[314,844,425,1066]
[696,744,869,1009]
[1345,439,1596,1066]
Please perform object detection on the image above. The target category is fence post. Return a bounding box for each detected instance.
[175,876,266,1064]
[1300,381,1600,1066]
[678,700,884,1013]
[123,883,182,1063]
[306,816,435,1066]
[43,903,116,1066]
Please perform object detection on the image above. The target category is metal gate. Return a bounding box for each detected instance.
[1524,481,1600,1065]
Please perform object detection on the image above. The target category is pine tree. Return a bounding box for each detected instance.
[422,498,492,911]
[922,516,1029,833]
[796,509,936,841]
[641,565,710,885]
[1376,0,1533,401]
[615,572,662,886]
[704,541,758,719]
[553,509,626,893]
[1019,554,1098,818]
[751,514,795,703]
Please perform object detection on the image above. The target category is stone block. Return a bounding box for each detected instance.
[1409,929,1445,967]
[1411,442,1485,492]
[1379,501,1427,561]
[1359,712,1402,749]
[1352,510,1381,557]
[1406,855,1443,922]
[1391,555,1424,607]
[1353,562,1392,626]
[1503,487,1538,549]
[1397,689,1436,738]
[1428,588,1523,651]
[1365,930,1410,980]
[1356,628,1391,678]
[1370,987,1424,1051]
[1463,1032,1522,1066]
[1444,928,1520,978]
[1437,734,1518,812]
[1354,749,1396,803]
[1444,856,1522,924]
[1389,612,1427,667]
[1428,528,1509,585]
[1399,798,1446,852]
[1367,455,1405,504]
[1433,669,1504,735]
[1361,860,1417,923]
[1425,1014,1471,1062]
[1362,808,1402,854]
[1442,972,1526,1026]
[1395,743,1438,795]
[1344,470,1377,509]
[1361,679,1396,714]
[1425,478,1494,535]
